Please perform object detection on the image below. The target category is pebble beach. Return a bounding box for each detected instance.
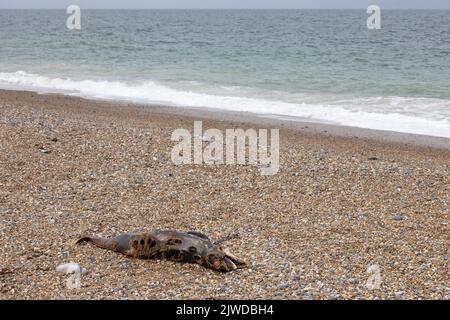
[0,89,449,300]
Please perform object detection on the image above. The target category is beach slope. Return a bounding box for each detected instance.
[0,90,448,299]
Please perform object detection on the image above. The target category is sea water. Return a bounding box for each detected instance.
[0,9,449,137]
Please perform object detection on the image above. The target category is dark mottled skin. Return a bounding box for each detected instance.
[75,230,246,273]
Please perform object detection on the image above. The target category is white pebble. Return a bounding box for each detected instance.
[395,290,405,298]
[56,263,87,274]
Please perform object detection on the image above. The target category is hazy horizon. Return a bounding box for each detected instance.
[2,8,450,10]
[1,0,450,10]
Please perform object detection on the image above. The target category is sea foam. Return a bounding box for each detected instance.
[0,71,449,138]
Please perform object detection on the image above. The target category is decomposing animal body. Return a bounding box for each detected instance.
[75,230,246,272]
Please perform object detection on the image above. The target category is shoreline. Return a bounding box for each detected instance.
[0,89,449,299]
[1,88,449,151]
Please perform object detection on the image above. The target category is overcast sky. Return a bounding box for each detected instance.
[1,0,449,9]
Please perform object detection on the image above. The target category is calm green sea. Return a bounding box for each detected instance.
[0,10,449,137]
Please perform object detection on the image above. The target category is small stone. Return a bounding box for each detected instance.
[395,290,405,298]
[277,283,289,290]
[56,263,87,274]
[419,263,431,271]
[392,215,404,221]
[118,261,133,269]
